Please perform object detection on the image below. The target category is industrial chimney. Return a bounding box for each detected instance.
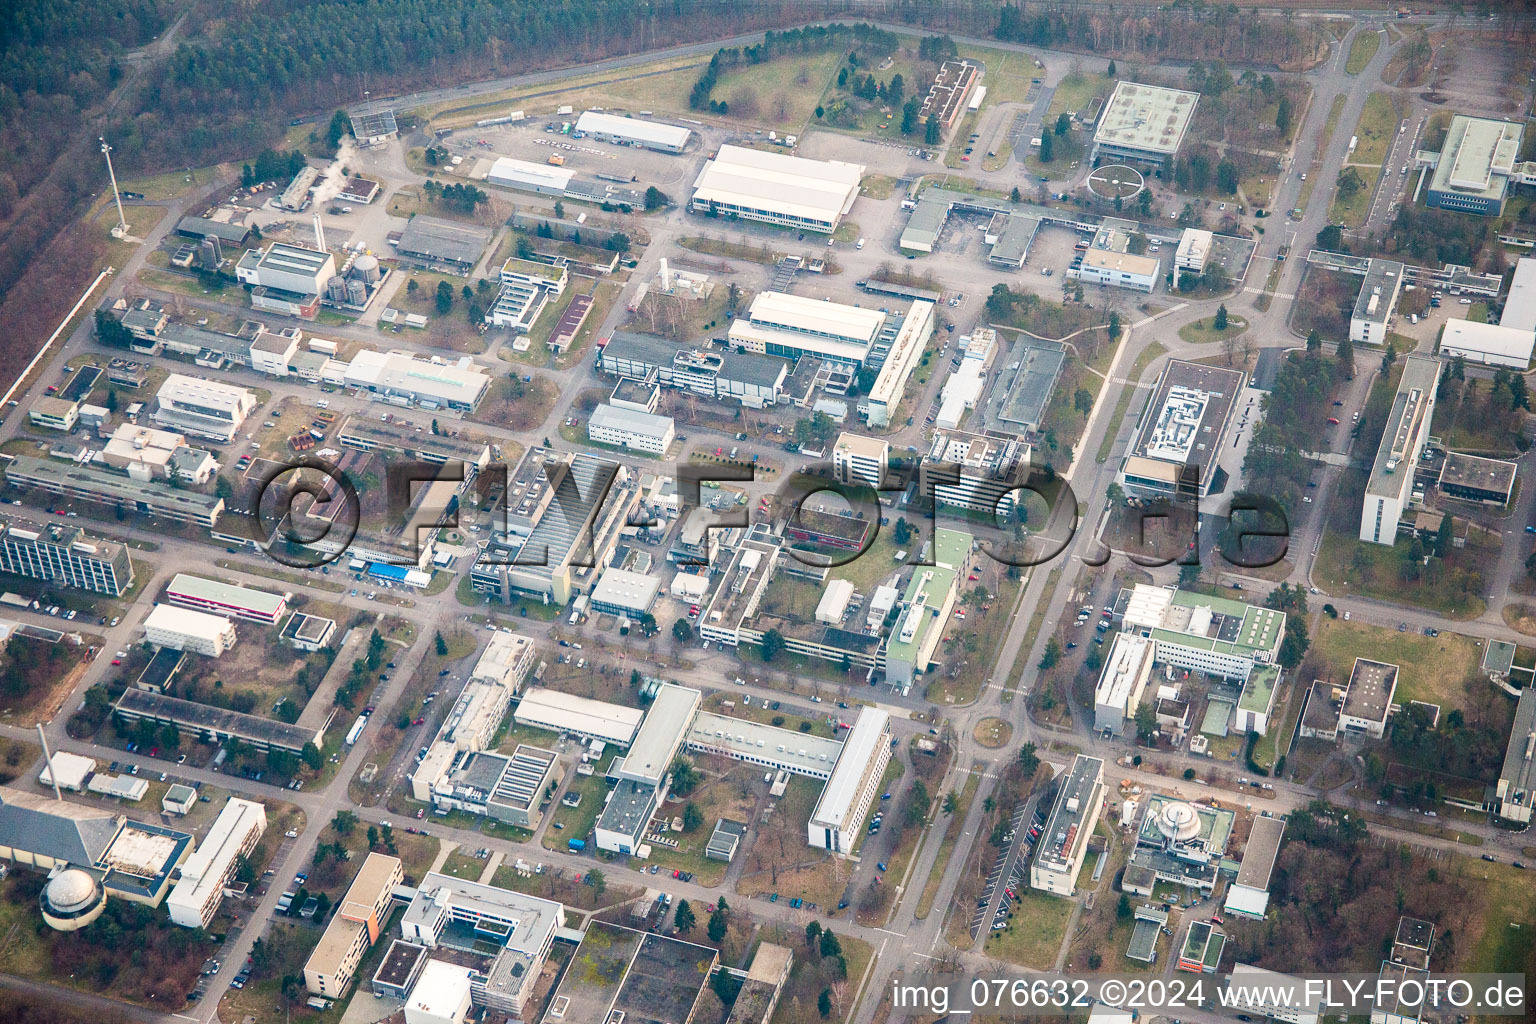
[313,215,327,254]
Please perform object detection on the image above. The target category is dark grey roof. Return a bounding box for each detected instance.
[396,216,492,267]
[176,217,253,244]
[115,688,322,752]
[0,786,120,865]
[719,351,790,388]
[604,332,681,369]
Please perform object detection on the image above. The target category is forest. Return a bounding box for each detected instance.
[1241,348,1343,513]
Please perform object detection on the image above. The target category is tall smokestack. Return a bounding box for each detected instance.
[37,724,61,801]
[313,215,327,254]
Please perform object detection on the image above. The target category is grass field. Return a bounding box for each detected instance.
[1312,528,1487,619]
[1177,315,1248,345]
[1311,618,1480,711]
[711,50,845,133]
[1330,162,1381,227]
[914,769,980,919]
[422,54,707,125]
[958,44,1043,106]
[984,889,1073,968]
[1351,91,1401,166]
[1345,29,1382,74]
[118,163,229,201]
[1046,71,1109,120]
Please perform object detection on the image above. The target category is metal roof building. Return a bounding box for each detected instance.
[690,145,865,233]
[1503,257,1536,334]
[487,157,574,196]
[1439,318,1535,369]
[513,687,643,746]
[589,566,663,618]
[687,712,844,779]
[575,111,691,153]
[395,215,492,271]
[620,683,700,787]
[728,291,886,368]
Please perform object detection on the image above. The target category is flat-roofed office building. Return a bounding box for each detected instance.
[807,708,891,855]
[1424,114,1527,216]
[1350,259,1404,346]
[304,853,404,998]
[1091,82,1199,166]
[1030,754,1106,896]
[1118,360,1246,500]
[1361,355,1439,544]
[166,574,287,624]
[2,456,225,527]
[166,797,266,928]
[152,374,256,443]
[0,516,134,595]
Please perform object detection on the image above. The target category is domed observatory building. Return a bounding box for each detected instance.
[41,868,106,931]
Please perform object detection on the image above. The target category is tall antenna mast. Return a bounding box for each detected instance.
[100,137,129,239]
[36,725,62,801]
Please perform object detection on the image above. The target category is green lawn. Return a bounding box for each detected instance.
[1329,163,1381,227]
[1046,71,1109,120]
[1098,342,1167,462]
[1312,528,1487,620]
[1352,91,1401,166]
[712,50,845,133]
[1468,860,1536,973]
[957,44,1043,106]
[984,890,1074,968]
[1177,316,1248,345]
[1310,617,1480,711]
[1345,29,1382,74]
[916,770,981,919]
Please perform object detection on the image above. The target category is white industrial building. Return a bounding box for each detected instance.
[690,144,864,233]
[806,708,892,855]
[486,157,575,196]
[1226,965,1321,1024]
[574,111,691,153]
[1349,259,1404,347]
[487,256,568,330]
[935,330,995,431]
[588,403,675,454]
[152,374,256,443]
[1076,248,1159,293]
[38,751,96,792]
[685,713,844,780]
[1174,229,1213,273]
[1093,633,1157,737]
[589,566,663,619]
[405,959,474,1024]
[235,241,336,297]
[1029,754,1106,896]
[832,433,889,488]
[1503,257,1536,334]
[143,604,238,657]
[815,579,857,625]
[728,291,886,369]
[862,300,936,427]
[1439,318,1535,369]
[167,797,266,927]
[513,688,644,746]
[1362,354,1440,544]
[343,350,490,412]
[596,684,700,855]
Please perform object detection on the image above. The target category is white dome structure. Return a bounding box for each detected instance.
[1154,800,1202,843]
[41,868,105,931]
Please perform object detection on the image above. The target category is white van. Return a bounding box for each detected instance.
[856,238,865,250]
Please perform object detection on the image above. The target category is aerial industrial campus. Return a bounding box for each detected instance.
[3,4,1536,1024]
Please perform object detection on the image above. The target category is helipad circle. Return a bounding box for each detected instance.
[1086,163,1145,200]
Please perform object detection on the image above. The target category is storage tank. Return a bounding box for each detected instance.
[345,277,367,305]
[351,252,381,284]
[326,275,348,301]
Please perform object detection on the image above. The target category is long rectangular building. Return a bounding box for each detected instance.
[304,853,403,998]
[575,111,691,153]
[167,797,266,927]
[152,374,256,442]
[1361,354,1439,544]
[690,145,864,233]
[166,573,287,625]
[115,688,324,754]
[342,350,490,412]
[513,687,643,746]
[1030,754,1105,896]
[807,708,891,855]
[0,516,134,596]
[728,291,887,369]
[3,455,224,527]
[1495,686,1536,824]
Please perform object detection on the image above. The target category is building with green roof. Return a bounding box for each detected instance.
[884,528,971,690]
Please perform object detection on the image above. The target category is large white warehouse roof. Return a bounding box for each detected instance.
[810,707,889,830]
[575,111,691,149]
[745,291,886,344]
[514,687,644,746]
[692,145,864,228]
[1441,318,1535,368]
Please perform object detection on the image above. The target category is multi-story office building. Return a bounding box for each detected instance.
[304,853,403,998]
[1030,754,1106,896]
[1361,355,1440,544]
[0,516,134,595]
[1090,82,1199,166]
[1118,360,1245,500]
[143,605,239,658]
[806,709,892,855]
[2,456,224,527]
[1422,114,1531,216]
[925,429,1031,519]
[1349,259,1404,347]
[152,374,256,443]
[832,433,890,489]
[166,797,266,927]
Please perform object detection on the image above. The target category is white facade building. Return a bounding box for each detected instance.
[832,433,889,489]
[588,403,675,454]
[1076,249,1159,292]
[863,300,935,427]
[728,291,886,368]
[1361,354,1439,544]
[513,688,643,746]
[1029,754,1105,896]
[1174,229,1213,273]
[1093,633,1157,737]
[152,374,256,442]
[1350,260,1404,347]
[690,145,864,233]
[1439,318,1535,369]
[342,350,490,412]
[807,708,892,855]
[143,604,238,657]
[574,111,691,153]
[167,797,266,927]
